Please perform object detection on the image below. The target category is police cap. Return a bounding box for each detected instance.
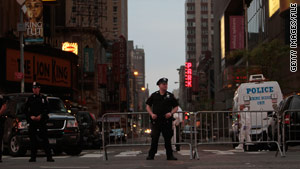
[156,78,168,85]
[32,81,41,88]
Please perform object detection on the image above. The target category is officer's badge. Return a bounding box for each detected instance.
[42,98,44,103]
[166,94,170,98]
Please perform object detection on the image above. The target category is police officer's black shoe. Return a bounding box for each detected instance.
[146,156,154,160]
[47,158,55,162]
[167,156,177,160]
[29,158,36,162]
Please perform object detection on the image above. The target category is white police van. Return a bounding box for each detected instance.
[232,74,283,149]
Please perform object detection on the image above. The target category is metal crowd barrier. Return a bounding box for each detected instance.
[101,112,193,160]
[282,110,300,156]
[192,110,284,159]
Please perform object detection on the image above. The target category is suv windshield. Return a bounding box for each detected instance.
[290,96,300,109]
[48,98,67,113]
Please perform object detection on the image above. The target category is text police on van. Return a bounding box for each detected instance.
[246,87,274,94]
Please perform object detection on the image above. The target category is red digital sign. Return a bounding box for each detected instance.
[185,62,192,88]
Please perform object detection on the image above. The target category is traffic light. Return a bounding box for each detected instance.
[184,112,189,120]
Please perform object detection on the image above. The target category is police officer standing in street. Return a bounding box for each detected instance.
[25,82,54,162]
[0,95,7,163]
[146,78,179,160]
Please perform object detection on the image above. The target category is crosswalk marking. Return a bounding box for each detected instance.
[2,149,192,160]
[80,154,103,158]
[177,150,191,156]
[115,151,142,157]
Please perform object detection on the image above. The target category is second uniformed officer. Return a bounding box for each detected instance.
[146,78,179,160]
[25,82,54,162]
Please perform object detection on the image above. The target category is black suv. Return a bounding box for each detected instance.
[278,95,300,149]
[2,93,81,156]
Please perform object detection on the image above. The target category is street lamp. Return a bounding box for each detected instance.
[141,87,146,91]
[133,71,139,76]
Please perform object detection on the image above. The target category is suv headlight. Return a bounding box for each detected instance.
[66,119,78,128]
[18,121,28,129]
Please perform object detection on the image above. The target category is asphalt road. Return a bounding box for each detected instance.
[1,145,300,169]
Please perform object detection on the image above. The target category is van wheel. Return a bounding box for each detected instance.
[9,135,27,157]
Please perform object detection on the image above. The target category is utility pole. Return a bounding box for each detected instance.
[19,8,25,93]
[243,0,249,82]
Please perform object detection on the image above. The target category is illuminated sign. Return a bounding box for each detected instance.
[6,48,71,87]
[269,0,280,17]
[220,15,225,59]
[185,62,192,88]
[62,42,78,55]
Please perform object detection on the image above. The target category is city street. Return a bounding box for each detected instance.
[1,145,300,169]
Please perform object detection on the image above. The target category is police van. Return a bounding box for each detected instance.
[232,74,283,149]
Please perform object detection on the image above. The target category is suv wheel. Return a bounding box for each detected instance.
[9,135,27,156]
[64,146,82,156]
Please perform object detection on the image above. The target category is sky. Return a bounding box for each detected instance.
[128,0,185,94]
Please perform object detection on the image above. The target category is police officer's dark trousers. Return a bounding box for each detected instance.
[29,124,52,159]
[148,119,173,158]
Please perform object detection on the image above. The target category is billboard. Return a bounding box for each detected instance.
[230,16,244,50]
[6,48,71,87]
[24,0,44,43]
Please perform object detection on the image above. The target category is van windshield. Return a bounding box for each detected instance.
[48,98,67,113]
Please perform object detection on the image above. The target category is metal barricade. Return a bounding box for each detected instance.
[282,110,300,156]
[101,112,193,160]
[193,110,284,159]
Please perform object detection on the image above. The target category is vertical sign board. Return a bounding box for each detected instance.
[98,64,107,85]
[220,15,225,59]
[269,0,280,17]
[230,16,245,50]
[24,0,44,43]
[119,35,127,102]
[185,62,192,88]
[84,48,94,72]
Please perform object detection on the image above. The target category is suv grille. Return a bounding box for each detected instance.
[46,120,65,129]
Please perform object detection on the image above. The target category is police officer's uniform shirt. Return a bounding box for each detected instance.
[25,94,49,125]
[146,91,179,120]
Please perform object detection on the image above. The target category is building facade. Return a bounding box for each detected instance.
[213,0,300,110]
[184,0,215,111]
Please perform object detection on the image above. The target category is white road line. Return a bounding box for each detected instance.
[115,151,142,157]
[53,156,71,159]
[177,150,191,156]
[40,166,90,169]
[80,154,103,158]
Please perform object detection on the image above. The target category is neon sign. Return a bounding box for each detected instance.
[62,42,78,55]
[185,62,192,88]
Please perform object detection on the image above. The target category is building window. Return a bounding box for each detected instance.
[72,6,76,12]
[113,6,118,12]
[71,17,76,23]
[201,5,208,11]
[113,17,117,23]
